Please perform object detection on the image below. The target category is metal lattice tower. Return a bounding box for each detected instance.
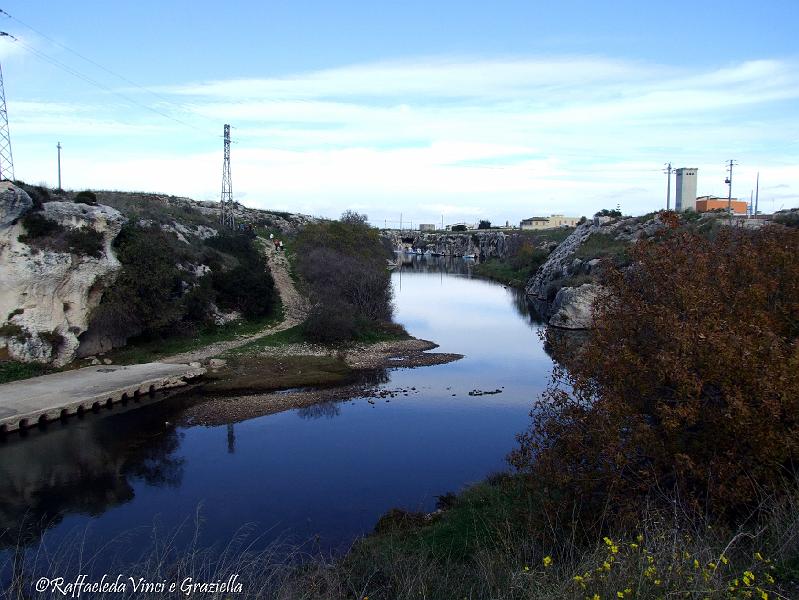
[0,62,15,181]
[220,123,235,228]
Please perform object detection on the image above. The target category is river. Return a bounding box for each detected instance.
[0,255,554,578]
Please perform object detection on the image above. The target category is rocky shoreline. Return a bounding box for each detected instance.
[178,337,463,426]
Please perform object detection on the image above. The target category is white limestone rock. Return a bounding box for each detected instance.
[0,187,126,366]
[548,284,603,329]
[0,182,33,227]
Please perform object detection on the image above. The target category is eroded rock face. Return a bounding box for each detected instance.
[0,182,33,227]
[548,284,603,329]
[0,188,126,366]
[383,231,510,259]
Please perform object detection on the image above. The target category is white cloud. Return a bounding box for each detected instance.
[9,55,799,223]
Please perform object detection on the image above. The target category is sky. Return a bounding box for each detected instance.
[0,0,797,226]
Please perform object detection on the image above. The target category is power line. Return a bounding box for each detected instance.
[0,30,210,135]
[0,8,182,109]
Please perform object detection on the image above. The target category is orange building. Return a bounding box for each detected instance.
[695,196,748,215]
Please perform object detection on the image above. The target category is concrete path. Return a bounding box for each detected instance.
[0,362,205,433]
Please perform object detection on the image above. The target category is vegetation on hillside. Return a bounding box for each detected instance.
[474,228,574,287]
[511,223,799,524]
[87,225,278,348]
[294,211,393,343]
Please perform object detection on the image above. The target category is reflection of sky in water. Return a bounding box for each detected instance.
[1,256,554,570]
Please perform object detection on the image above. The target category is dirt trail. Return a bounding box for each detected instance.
[163,240,308,364]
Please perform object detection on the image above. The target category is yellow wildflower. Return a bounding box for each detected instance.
[630,543,638,550]
[543,555,553,568]
[592,595,600,600]
[611,545,619,554]
[694,559,700,569]
[754,552,764,561]
[603,561,611,571]
[604,537,613,546]
[720,554,729,565]
[624,588,632,594]
[616,592,624,599]
[654,579,661,586]
[636,534,643,543]
[523,565,529,572]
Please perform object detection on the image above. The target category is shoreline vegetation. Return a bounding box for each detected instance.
[472,227,575,288]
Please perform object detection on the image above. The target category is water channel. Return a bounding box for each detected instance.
[0,255,554,577]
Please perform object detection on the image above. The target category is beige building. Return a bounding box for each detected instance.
[520,214,580,230]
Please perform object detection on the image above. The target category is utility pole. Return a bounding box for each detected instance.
[0,59,14,181]
[663,162,672,210]
[220,124,235,228]
[724,159,737,219]
[754,172,759,217]
[57,142,62,190]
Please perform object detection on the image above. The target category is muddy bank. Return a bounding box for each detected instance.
[180,338,463,426]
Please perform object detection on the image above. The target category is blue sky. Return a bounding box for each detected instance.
[1,0,798,224]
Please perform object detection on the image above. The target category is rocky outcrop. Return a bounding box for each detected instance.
[0,183,33,227]
[383,230,510,259]
[0,187,126,366]
[548,283,603,329]
[525,213,672,328]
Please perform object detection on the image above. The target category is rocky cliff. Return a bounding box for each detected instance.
[0,183,126,366]
[525,214,671,329]
[383,230,510,259]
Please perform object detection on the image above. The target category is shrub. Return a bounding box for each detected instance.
[74,190,98,205]
[87,225,187,341]
[65,227,104,258]
[478,219,491,229]
[295,215,393,342]
[511,225,799,528]
[773,210,799,228]
[451,224,468,232]
[18,212,61,242]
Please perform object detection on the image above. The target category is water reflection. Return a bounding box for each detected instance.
[1,253,556,574]
[0,400,185,549]
[297,402,341,420]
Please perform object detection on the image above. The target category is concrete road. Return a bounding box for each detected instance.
[0,362,205,432]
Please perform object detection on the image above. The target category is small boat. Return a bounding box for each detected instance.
[462,254,476,259]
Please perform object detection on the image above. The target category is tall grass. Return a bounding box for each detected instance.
[4,481,797,599]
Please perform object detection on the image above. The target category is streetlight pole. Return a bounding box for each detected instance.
[57,142,62,190]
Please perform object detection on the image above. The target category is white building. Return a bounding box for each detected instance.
[675,168,698,212]
[520,214,580,230]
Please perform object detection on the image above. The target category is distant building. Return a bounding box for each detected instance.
[675,168,698,212]
[445,222,470,231]
[419,223,436,231]
[695,196,748,215]
[520,215,579,230]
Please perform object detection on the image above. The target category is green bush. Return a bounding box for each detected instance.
[18,212,62,242]
[295,215,393,343]
[73,190,98,205]
[65,228,104,258]
[773,210,799,228]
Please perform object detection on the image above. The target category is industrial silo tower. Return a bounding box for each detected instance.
[675,168,698,212]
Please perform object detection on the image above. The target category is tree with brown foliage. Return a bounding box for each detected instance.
[511,223,799,527]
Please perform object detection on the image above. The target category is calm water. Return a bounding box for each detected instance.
[0,255,553,574]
